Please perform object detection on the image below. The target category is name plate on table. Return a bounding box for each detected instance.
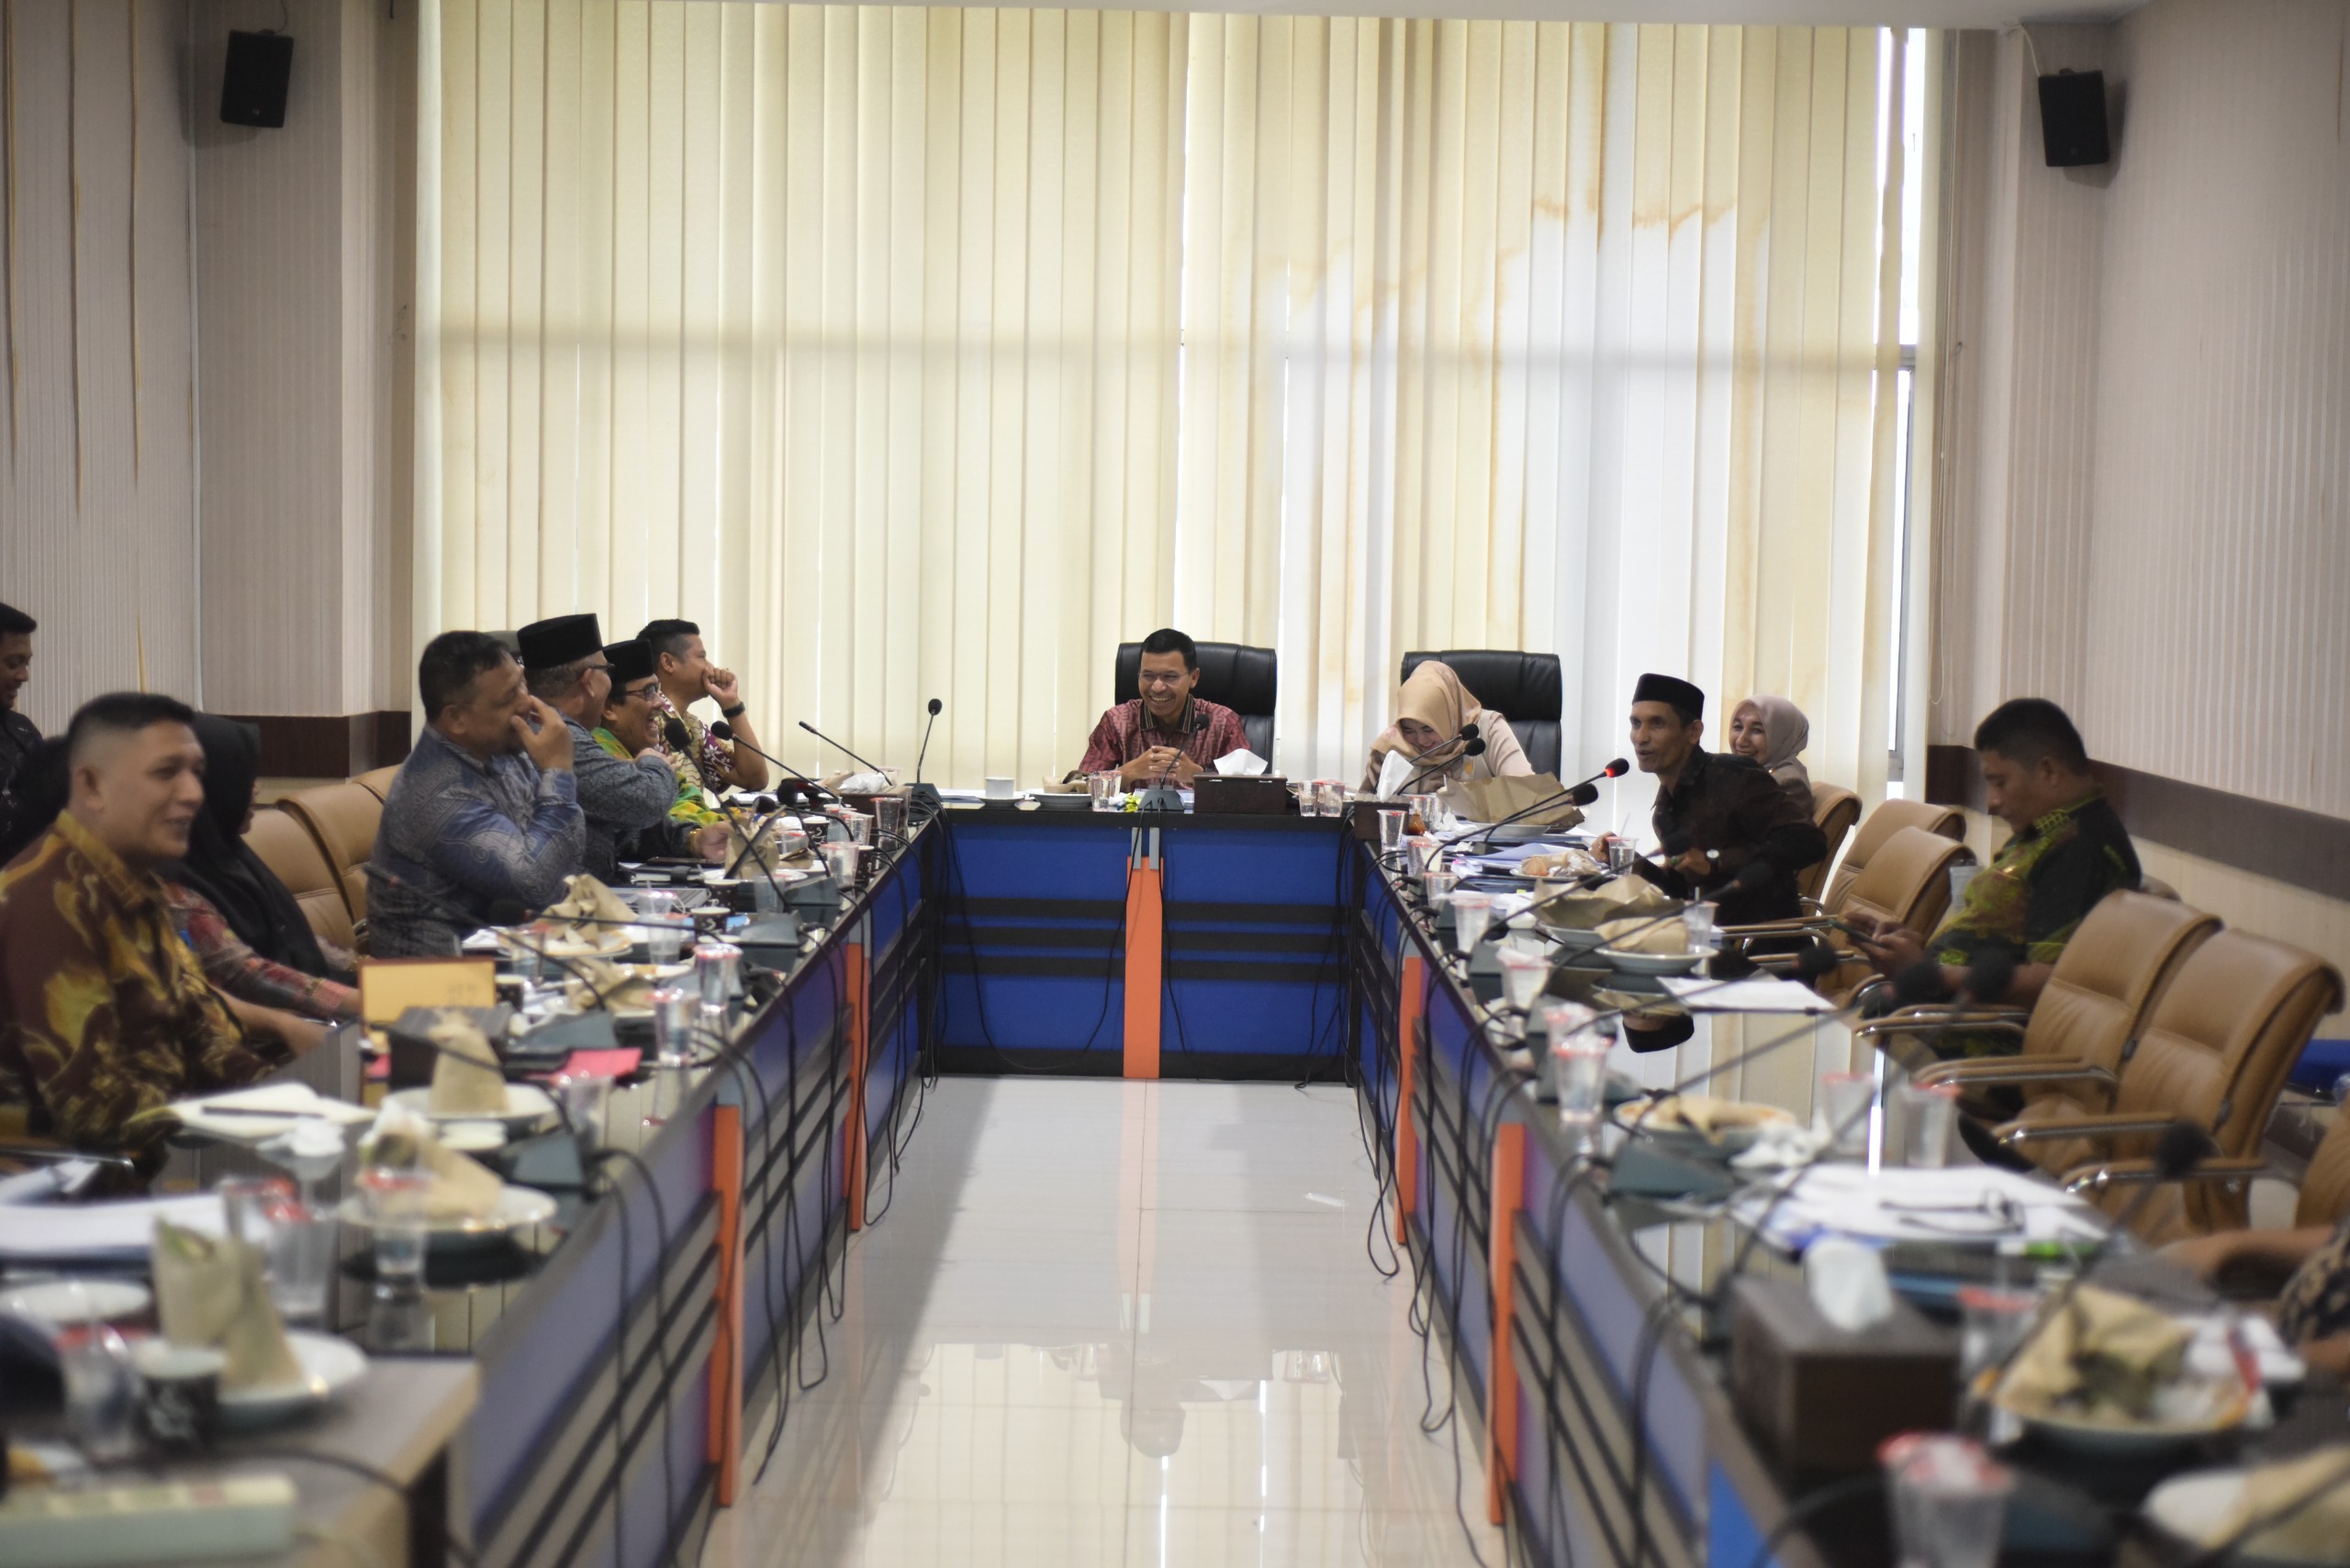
[1192,775,1293,815]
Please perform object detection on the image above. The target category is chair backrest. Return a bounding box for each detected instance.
[352,766,401,805]
[2016,890,2221,1081]
[1824,798,1965,912]
[1836,825,1970,940]
[1113,642,1278,763]
[1800,784,1861,903]
[277,782,385,924]
[2114,931,2345,1231]
[243,805,356,951]
[1395,651,1565,778]
[2297,1108,2350,1230]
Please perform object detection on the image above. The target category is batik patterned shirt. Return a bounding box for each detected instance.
[2278,1217,2350,1349]
[1929,791,2139,969]
[368,725,585,957]
[594,727,721,825]
[162,881,360,1024]
[648,689,735,800]
[0,812,285,1159]
[566,717,677,880]
[1078,699,1249,778]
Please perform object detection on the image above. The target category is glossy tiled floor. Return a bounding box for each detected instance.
[701,1078,1507,1567]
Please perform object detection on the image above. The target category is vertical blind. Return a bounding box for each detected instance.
[420,3,1907,801]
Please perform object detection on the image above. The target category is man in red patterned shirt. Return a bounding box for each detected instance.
[1078,629,1250,787]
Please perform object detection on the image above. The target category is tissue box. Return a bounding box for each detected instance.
[1192,776,1294,816]
[1728,1275,1958,1478]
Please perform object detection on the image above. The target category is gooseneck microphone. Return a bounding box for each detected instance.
[797,719,887,777]
[704,720,837,804]
[1440,757,1628,850]
[1395,722,1485,797]
[914,698,943,785]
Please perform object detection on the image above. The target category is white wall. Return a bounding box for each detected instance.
[1938,0,2350,821]
[0,0,201,734]
[0,0,411,740]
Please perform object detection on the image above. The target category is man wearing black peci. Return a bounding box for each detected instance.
[1611,673,1827,927]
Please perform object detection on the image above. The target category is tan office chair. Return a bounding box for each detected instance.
[278,782,384,925]
[1818,798,1964,913]
[1858,890,2220,1092]
[1799,783,1861,904]
[352,765,401,805]
[244,805,357,951]
[1727,825,1973,1002]
[2005,932,2344,1241]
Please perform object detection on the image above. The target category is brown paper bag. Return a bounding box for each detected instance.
[1452,774,1587,831]
[151,1219,304,1392]
[365,1107,506,1222]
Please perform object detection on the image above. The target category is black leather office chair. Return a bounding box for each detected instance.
[1113,642,1278,762]
[1396,651,1564,777]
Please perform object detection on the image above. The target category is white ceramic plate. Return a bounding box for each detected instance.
[2011,1403,2246,1458]
[0,1278,152,1324]
[1596,946,1704,976]
[218,1331,369,1428]
[1610,1098,1796,1158]
[336,1182,559,1241]
[386,1082,557,1131]
[2143,1469,2340,1567]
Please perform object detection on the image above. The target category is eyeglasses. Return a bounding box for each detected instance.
[1136,671,1189,689]
[618,681,659,703]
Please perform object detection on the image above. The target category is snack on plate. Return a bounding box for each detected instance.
[1626,1094,1795,1138]
[1522,847,1603,881]
[1597,915,1693,956]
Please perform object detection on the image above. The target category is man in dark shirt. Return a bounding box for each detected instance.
[1857,698,2138,1029]
[0,601,41,857]
[1617,673,1828,926]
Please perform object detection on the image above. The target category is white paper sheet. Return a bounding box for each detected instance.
[170,1082,375,1145]
[1656,975,1839,1014]
[0,1194,226,1262]
[1214,749,1269,777]
[1736,1164,2105,1249]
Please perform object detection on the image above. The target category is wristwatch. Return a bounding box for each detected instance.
[721,702,746,719]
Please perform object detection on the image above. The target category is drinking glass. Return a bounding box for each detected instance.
[1498,946,1551,1012]
[1956,1286,2040,1386]
[1683,901,1720,957]
[649,985,696,1067]
[1606,838,1639,877]
[554,1071,614,1148]
[1378,809,1407,855]
[822,839,861,890]
[1818,1070,1875,1159]
[694,940,744,1009]
[1543,1004,1611,1127]
[359,1168,432,1287]
[1316,781,1346,818]
[218,1175,294,1256]
[1406,793,1441,834]
[844,812,873,846]
[60,1283,139,1462]
[1090,773,1120,812]
[1421,869,1457,909]
[268,1203,338,1328]
[1404,835,1441,877]
[1450,891,1494,955]
[1896,1081,1962,1169]
[636,890,685,963]
[1880,1433,2013,1568]
[875,794,911,839]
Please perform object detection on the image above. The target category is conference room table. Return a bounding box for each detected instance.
[55,797,2339,1568]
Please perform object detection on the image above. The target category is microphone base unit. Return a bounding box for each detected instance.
[1135,784,1186,812]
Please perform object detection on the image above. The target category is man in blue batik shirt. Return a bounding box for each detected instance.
[369,631,586,958]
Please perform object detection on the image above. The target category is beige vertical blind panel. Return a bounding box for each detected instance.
[424,1,1187,785]
[422,4,1904,791]
[0,0,198,731]
[1175,17,1904,795]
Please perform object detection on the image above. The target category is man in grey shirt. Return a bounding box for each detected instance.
[369,632,586,958]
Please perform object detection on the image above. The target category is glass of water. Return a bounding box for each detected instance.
[1378,809,1407,855]
[1450,891,1494,955]
[359,1167,432,1288]
[1498,945,1551,1012]
[1543,1003,1611,1127]
[1091,773,1120,811]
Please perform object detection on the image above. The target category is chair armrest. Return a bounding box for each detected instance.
[1854,1008,2029,1041]
[2060,1156,2267,1195]
[1995,1110,2199,1148]
[1915,1059,2113,1092]
[1720,917,1834,941]
[0,1141,137,1171]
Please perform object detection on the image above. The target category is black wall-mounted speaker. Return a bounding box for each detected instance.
[2037,69,2109,167]
[220,30,294,129]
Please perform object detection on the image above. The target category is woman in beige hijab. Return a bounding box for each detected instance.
[1728,694,1812,813]
[1360,662,1532,796]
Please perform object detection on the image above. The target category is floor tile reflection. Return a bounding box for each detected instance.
[703,1080,1505,1567]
